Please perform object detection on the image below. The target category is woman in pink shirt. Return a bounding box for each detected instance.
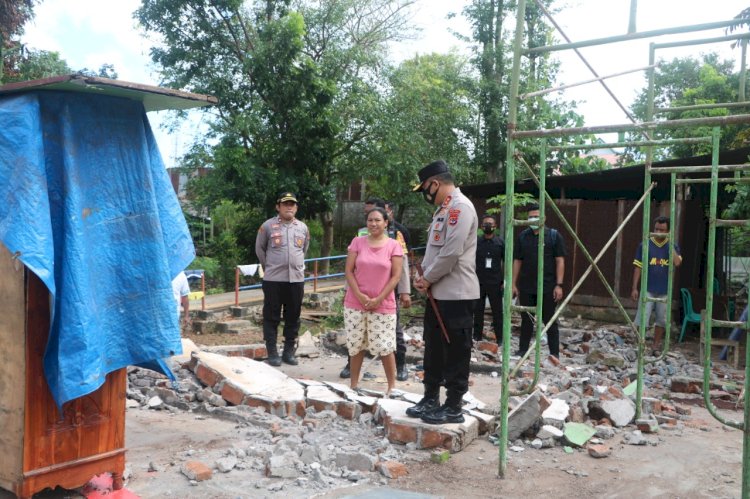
[344,207,404,395]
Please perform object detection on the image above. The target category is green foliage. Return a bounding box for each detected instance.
[188,255,221,287]
[485,192,536,216]
[322,291,345,329]
[629,53,740,160]
[2,48,70,83]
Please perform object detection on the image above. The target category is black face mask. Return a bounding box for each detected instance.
[421,181,439,205]
[482,225,494,234]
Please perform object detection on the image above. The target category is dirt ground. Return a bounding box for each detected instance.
[5,313,746,499]
[119,346,744,499]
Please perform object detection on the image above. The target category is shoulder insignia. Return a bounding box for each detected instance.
[441,195,452,207]
[448,208,460,226]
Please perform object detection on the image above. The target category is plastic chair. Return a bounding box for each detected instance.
[679,288,702,342]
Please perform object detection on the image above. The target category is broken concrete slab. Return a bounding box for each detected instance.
[374,398,479,452]
[537,424,563,440]
[586,350,626,368]
[588,398,635,427]
[507,390,548,440]
[306,384,362,420]
[563,422,596,447]
[191,351,305,417]
[542,398,569,428]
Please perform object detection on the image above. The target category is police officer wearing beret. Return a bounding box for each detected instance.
[256,192,310,366]
[406,160,480,424]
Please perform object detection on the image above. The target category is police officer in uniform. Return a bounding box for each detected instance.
[474,214,504,344]
[406,160,479,424]
[256,192,310,366]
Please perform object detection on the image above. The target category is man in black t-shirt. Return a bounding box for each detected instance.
[511,204,567,359]
[474,214,504,344]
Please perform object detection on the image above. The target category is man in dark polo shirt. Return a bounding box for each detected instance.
[511,204,566,360]
[474,213,504,344]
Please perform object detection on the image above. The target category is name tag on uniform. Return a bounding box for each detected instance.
[485,258,492,269]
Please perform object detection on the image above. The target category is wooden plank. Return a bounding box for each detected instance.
[0,243,26,488]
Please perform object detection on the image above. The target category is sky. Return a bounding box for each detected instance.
[21,0,750,166]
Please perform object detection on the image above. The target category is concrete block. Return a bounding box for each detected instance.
[336,452,377,472]
[542,398,569,427]
[217,320,253,333]
[588,398,635,427]
[296,330,319,358]
[586,350,626,368]
[507,390,545,440]
[230,306,247,318]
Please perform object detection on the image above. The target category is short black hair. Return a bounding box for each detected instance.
[481,213,496,223]
[385,200,395,209]
[653,215,670,229]
[364,197,386,209]
[431,172,454,184]
[526,203,540,212]
[365,207,389,222]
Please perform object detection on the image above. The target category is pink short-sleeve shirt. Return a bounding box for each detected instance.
[344,236,404,314]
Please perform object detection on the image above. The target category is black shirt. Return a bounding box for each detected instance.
[475,235,505,285]
[513,228,567,294]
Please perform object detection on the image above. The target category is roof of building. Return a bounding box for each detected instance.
[462,146,750,201]
[0,74,217,111]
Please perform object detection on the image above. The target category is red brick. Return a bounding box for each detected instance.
[195,363,222,388]
[420,429,452,449]
[674,404,692,416]
[245,397,272,413]
[377,460,408,479]
[386,422,418,444]
[476,341,498,354]
[608,385,624,398]
[587,444,611,458]
[182,461,212,481]
[670,378,703,394]
[581,343,590,354]
[336,401,362,420]
[220,382,246,406]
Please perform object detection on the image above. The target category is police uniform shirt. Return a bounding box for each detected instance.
[422,188,480,300]
[475,235,504,285]
[513,227,566,294]
[255,216,310,282]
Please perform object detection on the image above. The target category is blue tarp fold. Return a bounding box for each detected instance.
[0,90,194,407]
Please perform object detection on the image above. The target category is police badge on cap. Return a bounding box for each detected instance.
[412,160,450,192]
[277,192,298,204]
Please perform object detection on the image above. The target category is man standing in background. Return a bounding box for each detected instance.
[256,192,310,366]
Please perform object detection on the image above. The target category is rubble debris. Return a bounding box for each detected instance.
[563,422,596,447]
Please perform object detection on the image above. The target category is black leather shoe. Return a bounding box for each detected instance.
[396,364,408,381]
[405,397,439,418]
[420,404,465,424]
[282,349,298,365]
[267,353,282,367]
[339,364,351,379]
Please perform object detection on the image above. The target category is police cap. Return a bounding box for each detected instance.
[277,192,298,204]
[412,160,450,192]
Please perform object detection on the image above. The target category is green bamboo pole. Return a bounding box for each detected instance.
[498,0,527,479]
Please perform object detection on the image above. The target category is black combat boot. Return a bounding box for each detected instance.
[420,402,464,424]
[282,341,298,365]
[405,392,440,418]
[396,352,408,381]
[266,342,282,367]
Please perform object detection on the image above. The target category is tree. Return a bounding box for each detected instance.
[360,52,479,221]
[629,54,741,160]
[136,0,415,271]
[457,0,584,180]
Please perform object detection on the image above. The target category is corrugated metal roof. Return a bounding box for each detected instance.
[0,74,217,111]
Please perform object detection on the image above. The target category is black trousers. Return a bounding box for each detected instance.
[395,300,406,362]
[473,282,503,343]
[262,280,304,345]
[518,290,560,357]
[423,299,473,407]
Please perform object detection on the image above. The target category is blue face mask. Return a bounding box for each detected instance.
[528,216,540,230]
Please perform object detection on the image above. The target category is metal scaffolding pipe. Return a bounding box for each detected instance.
[520,65,655,100]
[526,19,747,55]
[511,114,750,139]
[551,137,711,151]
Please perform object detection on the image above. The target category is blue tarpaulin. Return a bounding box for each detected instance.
[0,90,194,408]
